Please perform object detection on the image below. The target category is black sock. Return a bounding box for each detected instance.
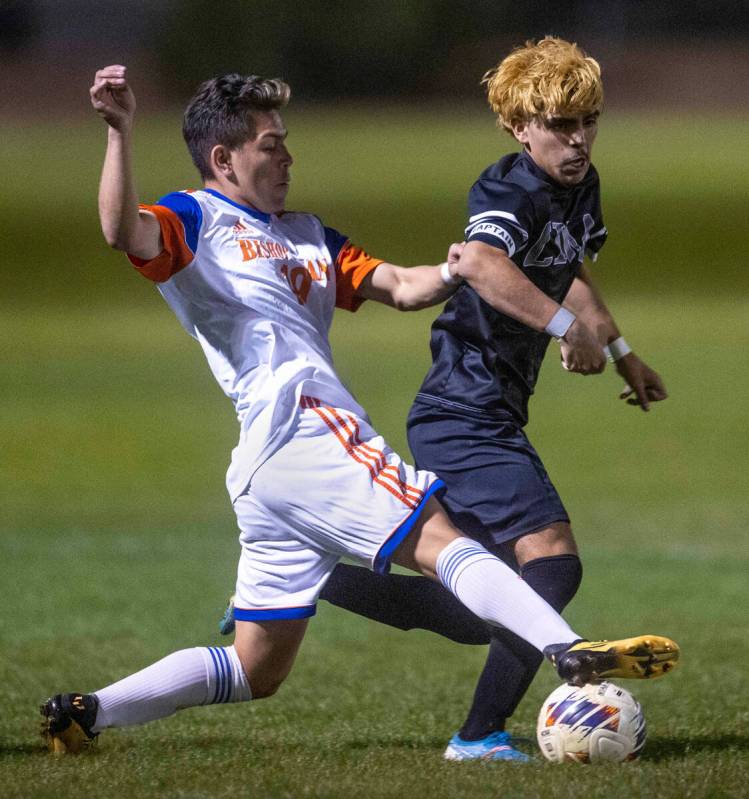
[458,554,582,740]
[320,563,491,645]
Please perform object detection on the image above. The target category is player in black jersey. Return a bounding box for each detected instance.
[404,37,665,760]
[221,37,670,761]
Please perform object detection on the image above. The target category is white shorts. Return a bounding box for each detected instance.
[232,396,443,622]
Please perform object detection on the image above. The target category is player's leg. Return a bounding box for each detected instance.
[497,524,582,716]
[452,523,582,755]
[41,479,327,754]
[40,619,307,754]
[216,564,490,644]
[315,523,575,647]
[319,564,491,645]
[232,618,309,698]
[391,499,678,685]
[313,523,581,760]
[403,400,582,759]
[389,497,580,652]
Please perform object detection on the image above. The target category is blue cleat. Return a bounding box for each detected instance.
[443,731,532,762]
[218,594,236,636]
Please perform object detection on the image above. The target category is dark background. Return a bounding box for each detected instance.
[3,0,749,111]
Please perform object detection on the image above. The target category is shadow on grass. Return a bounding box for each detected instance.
[343,736,445,751]
[0,742,46,757]
[161,734,448,755]
[8,733,745,763]
[646,734,749,761]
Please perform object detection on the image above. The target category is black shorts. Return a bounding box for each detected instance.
[407,396,569,547]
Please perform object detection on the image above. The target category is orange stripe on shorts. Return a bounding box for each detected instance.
[339,412,423,503]
[312,405,418,509]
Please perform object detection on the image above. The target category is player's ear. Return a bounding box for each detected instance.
[210,144,233,179]
[511,119,530,145]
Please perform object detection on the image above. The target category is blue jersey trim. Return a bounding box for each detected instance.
[155,192,203,255]
[373,478,446,574]
[234,605,317,621]
[323,225,349,262]
[203,188,271,223]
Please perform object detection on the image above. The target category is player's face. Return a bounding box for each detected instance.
[229,111,293,214]
[513,111,599,187]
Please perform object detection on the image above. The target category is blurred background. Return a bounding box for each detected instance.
[3,0,749,105]
[2,0,748,295]
[1,1,747,790]
[2,0,748,590]
[2,0,746,522]
[2,1,747,567]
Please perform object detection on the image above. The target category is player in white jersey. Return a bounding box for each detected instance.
[40,65,679,754]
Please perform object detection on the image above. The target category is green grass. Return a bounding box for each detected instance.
[1,109,748,797]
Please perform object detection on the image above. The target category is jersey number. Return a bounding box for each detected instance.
[280,260,329,305]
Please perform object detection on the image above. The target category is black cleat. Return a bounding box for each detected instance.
[546,635,680,687]
[40,693,99,754]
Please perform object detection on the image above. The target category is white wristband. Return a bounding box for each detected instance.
[603,336,632,362]
[440,261,459,286]
[545,307,576,339]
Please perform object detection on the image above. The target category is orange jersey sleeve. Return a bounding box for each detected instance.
[127,204,195,283]
[334,242,383,312]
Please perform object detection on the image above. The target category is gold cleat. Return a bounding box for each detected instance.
[40,693,99,754]
[550,635,680,687]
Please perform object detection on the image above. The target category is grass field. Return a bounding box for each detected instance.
[1,108,748,798]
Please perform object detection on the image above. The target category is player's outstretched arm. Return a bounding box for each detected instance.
[90,65,162,259]
[563,265,668,410]
[457,240,606,374]
[356,242,464,311]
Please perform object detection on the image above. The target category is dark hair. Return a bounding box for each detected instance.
[182,73,291,180]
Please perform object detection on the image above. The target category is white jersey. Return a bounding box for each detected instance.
[129,188,383,500]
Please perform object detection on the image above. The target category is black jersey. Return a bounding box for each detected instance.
[416,150,607,425]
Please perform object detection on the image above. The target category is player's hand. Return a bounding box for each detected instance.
[90,65,136,133]
[446,241,465,281]
[559,319,607,374]
[615,353,668,412]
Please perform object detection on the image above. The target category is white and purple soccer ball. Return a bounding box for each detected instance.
[537,681,647,763]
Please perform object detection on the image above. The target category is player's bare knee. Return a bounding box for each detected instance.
[248,672,286,699]
[233,659,280,698]
[514,522,577,564]
[548,522,575,550]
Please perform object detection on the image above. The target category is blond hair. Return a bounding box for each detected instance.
[482,37,603,133]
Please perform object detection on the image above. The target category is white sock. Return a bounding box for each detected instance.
[436,537,579,652]
[93,645,251,730]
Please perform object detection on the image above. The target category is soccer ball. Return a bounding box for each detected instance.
[536,681,647,763]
